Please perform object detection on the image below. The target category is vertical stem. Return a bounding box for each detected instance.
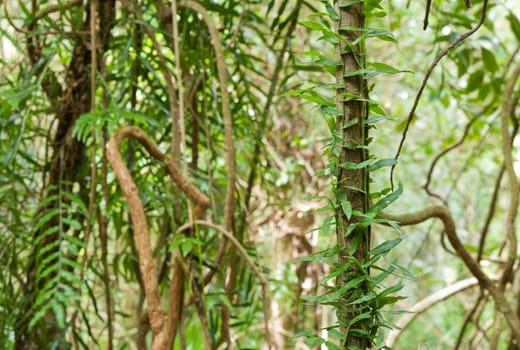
[334,0,371,347]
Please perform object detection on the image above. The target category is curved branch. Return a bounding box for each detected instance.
[454,293,486,349]
[386,277,486,347]
[422,114,479,204]
[390,0,488,188]
[382,206,520,342]
[107,125,209,350]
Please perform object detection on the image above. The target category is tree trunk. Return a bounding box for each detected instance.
[334,1,371,348]
[14,1,115,348]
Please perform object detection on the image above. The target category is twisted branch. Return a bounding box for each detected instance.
[382,206,520,342]
[107,126,209,350]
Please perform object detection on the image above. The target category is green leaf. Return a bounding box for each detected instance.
[321,105,342,116]
[389,261,414,280]
[507,11,520,42]
[365,115,396,125]
[33,208,61,233]
[466,70,484,93]
[325,4,340,20]
[291,329,315,339]
[219,295,233,309]
[300,21,325,31]
[315,59,342,67]
[370,237,402,257]
[343,68,372,78]
[377,284,404,299]
[347,311,372,326]
[481,47,498,72]
[369,158,397,171]
[339,159,372,170]
[333,276,366,298]
[296,247,339,262]
[370,182,403,214]
[341,200,352,220]
[297,50,322,57]
[62,217,82,230]
[281,88,309,96]
[350,293,375,305]
[339,1,363,8]
[322,261,355,283]
[366,29,397,43]
[368,62,410,74]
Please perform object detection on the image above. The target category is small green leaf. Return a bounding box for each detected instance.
[366,29,397,43]
[339,1,363,8]
[325,4,340,20]
[370,237,402,256]
[322,261,355,283]
[466,70,484,93]
[369,158,397,171]
[377,284,404,299]
[369,62,410,74]
[321,105,342,116]
[507,11,520,41]
[296,247,339,262]
[300,21,325,31]
[316,59,342,67]
[365,116,396,125]
[481,47,498,72]
[341,200,352,220]
[347,311,372,325]
[370,182,403,214]
[333,276,366,298]
[219,295,233,309]
[343,68,372,78]
[339,159,372,170]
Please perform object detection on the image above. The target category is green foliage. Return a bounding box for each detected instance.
[3,0,517,348]
[28,183,86,330]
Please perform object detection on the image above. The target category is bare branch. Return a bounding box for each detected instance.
[383,206,520,342]
[386,277,488,347]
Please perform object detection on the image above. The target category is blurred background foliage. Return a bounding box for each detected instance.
[0,0,519,349]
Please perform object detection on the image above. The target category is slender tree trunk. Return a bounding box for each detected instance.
[334,1,371,348]
[14,1,115,348]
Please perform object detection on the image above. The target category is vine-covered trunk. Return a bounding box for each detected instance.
[334,1,371,348]
[14,1,115,348]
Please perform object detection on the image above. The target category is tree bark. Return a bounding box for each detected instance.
[334,1,371,348]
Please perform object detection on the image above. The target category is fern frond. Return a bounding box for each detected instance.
[29,185,87,331]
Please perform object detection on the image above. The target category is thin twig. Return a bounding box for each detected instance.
[386,277,485,347]
[390,0,489,188]
[423,0,432,30]
[382,206,520,342]
[454,293,485,349]
[422,114,479,204]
